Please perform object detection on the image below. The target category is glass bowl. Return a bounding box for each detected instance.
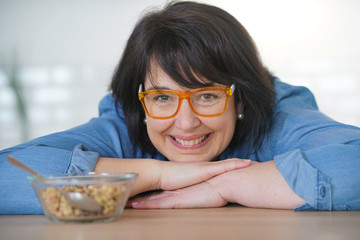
[28,172,138,223]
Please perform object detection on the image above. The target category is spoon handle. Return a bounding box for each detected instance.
[7,156,42,177]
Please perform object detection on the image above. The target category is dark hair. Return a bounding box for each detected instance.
[111,1,275,157]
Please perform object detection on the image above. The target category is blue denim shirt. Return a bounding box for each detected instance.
[1,79,359,214]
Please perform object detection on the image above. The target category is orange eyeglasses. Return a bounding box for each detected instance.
[138,84,235,119]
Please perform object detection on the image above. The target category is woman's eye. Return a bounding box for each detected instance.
[200,94,218,101]
[153,95,170,101]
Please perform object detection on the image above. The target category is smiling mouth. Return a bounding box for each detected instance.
[171,134,210,146]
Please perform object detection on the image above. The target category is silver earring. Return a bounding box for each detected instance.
[143,118,147,124]
[237,113,244,120]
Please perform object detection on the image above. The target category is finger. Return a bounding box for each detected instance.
[204,159,251,179]
[218,158,252,171]
[129,191,166,203]
[132,182,227,209]
[125,200,133,208]
[131,191,181,209]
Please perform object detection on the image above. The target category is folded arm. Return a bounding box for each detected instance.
[129,160,306,209]
[129,143,360,210]
[94,157,252,197]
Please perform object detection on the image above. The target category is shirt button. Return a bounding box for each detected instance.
[320,186,326,198]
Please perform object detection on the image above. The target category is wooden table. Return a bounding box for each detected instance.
[1,205,359,240]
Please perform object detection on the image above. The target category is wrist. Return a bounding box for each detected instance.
[206,171,234,204]
[133,158,163,195]
[95,157,163,196]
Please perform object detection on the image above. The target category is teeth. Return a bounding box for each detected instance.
[174,135,208,146]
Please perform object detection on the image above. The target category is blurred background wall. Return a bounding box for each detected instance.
[1,0,359,149]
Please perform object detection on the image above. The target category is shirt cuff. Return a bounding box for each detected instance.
[274,149,332,210]
[66,144,100,173]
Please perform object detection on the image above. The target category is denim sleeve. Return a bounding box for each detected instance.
[275,144,360,210]
[270,80,360,210]
[0,94,134,214]
[0,144,99,214]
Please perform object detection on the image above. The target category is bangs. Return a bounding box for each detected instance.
[145,25,233,89]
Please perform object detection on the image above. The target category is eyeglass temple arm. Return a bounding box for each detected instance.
[230,84,235,93]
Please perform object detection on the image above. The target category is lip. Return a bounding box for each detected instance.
[168,133,212,150]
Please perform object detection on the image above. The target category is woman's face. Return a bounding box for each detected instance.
[144,64,240,162]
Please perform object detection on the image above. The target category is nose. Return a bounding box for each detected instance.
[174,99,201,131]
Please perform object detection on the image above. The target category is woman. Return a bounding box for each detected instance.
[0,1,359,214]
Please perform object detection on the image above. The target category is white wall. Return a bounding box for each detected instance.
[1,0,359,149]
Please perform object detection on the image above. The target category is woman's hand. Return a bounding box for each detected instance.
[129,159,255,209]
[157,158,252,191]
[130,180,227,209]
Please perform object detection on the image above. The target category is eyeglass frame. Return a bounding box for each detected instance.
[138,84,236,119]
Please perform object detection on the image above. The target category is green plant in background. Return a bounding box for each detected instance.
[1,53,28,142]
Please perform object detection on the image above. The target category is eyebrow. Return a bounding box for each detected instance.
[146,83,230,92]
[146,85,172,91]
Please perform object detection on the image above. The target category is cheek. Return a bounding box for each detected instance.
[146,118,172,140]
[216,99,238,140]
[199,104,237,140]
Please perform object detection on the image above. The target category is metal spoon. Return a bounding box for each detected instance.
[7,156,102,213]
